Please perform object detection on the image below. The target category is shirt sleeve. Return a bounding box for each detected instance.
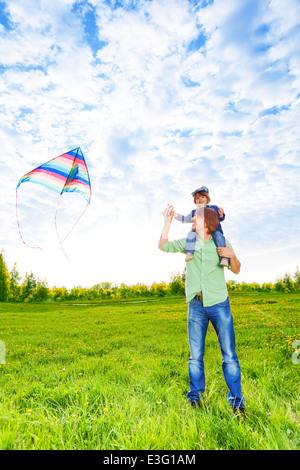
[225,239,233,250]
[162,238,187,254]
[175,211,193,223]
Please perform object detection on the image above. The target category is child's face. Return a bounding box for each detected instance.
[194,193,208,206]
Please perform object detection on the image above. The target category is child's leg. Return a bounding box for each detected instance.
[212,230,229,267]
[185,230,197,261]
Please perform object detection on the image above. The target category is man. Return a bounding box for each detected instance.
[159,206,245,418]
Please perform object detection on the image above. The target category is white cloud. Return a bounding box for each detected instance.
[0,0,299,288]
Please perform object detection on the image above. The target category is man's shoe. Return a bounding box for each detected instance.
[220,257,229,267]
[232,406,246,421]
[186,253,195,262]
[189,400,200,409]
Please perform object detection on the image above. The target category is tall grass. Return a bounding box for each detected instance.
[0,293,299,450]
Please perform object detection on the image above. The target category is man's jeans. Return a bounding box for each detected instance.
[211,230,226,250]
[187,297,245,408]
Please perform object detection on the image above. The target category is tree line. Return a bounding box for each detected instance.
[0,251,299,302]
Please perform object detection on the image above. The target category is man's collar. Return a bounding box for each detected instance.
[195,233,213,244]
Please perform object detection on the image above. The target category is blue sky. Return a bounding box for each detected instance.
[0,0,299,289]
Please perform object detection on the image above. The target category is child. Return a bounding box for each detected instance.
[173,186,229,267]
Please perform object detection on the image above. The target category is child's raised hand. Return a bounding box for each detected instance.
[163,205,174,222]
[218,207,224,217]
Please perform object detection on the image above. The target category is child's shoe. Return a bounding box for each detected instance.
[186,252,195,262]
[220,257,229,267]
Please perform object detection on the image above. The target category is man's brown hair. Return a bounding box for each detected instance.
[204,207,219,234]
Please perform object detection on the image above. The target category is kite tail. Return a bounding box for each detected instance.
[54,194,70,262]
[61,200,89,244]
[54,196,89,262]
[16,189,42,251]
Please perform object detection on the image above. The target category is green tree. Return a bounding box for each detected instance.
[86,287,101,300]
[21,272,37,301]
[261,282,273,292]
[283,273,295,292]
[274,271,294,293]
[69,286,87,300]
[275,272,295,293]
[118,283,132,298]
[31,280,49,302]
[9,263,22,301]
[131,284,151,297]
[150,282,168,297]
[293,267,300,292]
[0,251,10,301]
[51,287,70,302]
[274,277,286,292]
[169,270,185,295]
[227,280,239,291]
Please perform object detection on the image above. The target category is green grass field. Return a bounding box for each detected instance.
[0,293,299,450]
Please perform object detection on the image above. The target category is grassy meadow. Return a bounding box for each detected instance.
[0,292,299,450]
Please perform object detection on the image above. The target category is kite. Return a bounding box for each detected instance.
[163,204,174,216]
[16,147,92,261]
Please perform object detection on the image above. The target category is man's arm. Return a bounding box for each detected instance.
[158,210,173,250]
[217,243,241,274]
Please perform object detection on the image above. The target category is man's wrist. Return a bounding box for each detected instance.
[223,247,235,260]
[161,224,170,239]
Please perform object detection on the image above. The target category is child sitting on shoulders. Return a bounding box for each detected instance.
[173,186,229,267]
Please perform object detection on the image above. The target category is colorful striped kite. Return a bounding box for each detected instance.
[16,147,91,260]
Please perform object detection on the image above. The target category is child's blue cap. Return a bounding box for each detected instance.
[191,186,209,197]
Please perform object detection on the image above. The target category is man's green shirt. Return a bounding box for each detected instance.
[163,236,232,307]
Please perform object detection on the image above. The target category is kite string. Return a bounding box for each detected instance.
[54,194,70,262]
[54,194,90,261]
[61,200,90,243]
[15,189,42,251]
